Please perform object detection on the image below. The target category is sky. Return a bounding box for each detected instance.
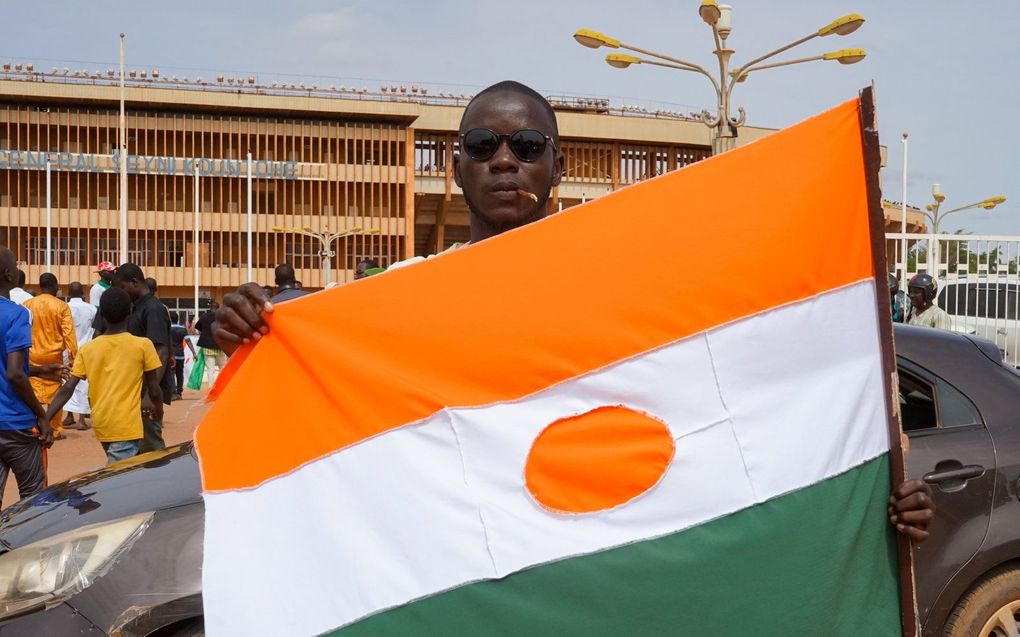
[3,1,1017,234]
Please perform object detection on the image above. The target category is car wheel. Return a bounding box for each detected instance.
[943,566,1020,637]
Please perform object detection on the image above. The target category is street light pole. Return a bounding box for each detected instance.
[247,151,253,282]
[575,4,866,155]
[271,226,381,286]
[45,159,52,271]
[119,33,128,265]
[194,170,200,326]
[901,133,909,291]
[923,184,1007,277]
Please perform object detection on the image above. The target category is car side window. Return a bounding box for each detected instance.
[897,357,983,432]
[939,282,1020,320]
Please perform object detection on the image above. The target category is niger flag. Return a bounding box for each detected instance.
[196,93,905,636]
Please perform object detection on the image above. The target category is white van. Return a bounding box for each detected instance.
[938,279,1020,367]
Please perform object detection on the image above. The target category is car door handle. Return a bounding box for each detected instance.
[922,464,983,485]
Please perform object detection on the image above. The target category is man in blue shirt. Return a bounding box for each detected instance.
[0,247,56,506]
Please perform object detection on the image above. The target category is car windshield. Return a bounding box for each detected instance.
[939,282,1020,320]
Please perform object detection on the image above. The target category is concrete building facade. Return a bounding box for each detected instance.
[0,69,777,315]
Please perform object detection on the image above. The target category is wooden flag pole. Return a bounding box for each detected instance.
[858,83,919,637]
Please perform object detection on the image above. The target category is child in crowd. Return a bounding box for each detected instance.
[45,287,163,464]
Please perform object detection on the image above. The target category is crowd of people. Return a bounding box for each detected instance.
[0,254,181,505]
[0,253,384,507]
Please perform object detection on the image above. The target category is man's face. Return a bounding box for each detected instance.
[454,93,563,233]
[116,278,143,301]
[101,270,114,283]
[907,286,926,310]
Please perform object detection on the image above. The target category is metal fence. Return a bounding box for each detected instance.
[887,232,1020,367]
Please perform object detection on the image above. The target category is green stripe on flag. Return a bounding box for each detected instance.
[331,453,900,636]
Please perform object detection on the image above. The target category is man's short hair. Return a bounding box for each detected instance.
[99,287,132,323]
[113,263,145,284]
[39,272,58,290]
[169,310,180,323]
[68,281,84,297]
[16,269,26,287]
[459,80,559,143]
[275,263,297,287]
[145,277,158,293]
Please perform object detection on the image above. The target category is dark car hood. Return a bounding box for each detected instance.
[0,443,201,550]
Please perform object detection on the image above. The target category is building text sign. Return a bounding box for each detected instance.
[0,149,300,179]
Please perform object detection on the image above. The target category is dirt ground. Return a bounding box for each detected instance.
[2,387,212,508]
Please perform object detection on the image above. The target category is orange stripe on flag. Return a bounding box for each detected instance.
[196,98,872,492]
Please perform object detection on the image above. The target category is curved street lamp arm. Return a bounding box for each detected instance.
[620,42,721,94]
[631,59,723,122]
[293,229,327,248]
[731,32,817,84]
[733,54,825,80]
[941,201,988,216]
[729,106,746,127]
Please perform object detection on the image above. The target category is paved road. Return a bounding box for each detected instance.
[2,388,212,508]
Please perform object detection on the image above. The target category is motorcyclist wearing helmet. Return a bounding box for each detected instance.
[905,273,951,329]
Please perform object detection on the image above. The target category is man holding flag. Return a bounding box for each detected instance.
[211,80,933,542]
[199,84,940,637]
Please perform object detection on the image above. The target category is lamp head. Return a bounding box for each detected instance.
[818,14,865,37]
[716,4,733,38]
[699,0,721,26]
[823,48,866,64]
[271,226,286,232]
[605,53,641,69]
[984,195,1007,207]
[573,29,620,49]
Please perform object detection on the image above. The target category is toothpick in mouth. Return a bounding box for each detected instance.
[516,188,539,202]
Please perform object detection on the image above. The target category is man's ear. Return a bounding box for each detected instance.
[453,150,463,188]
[551,149,564,187]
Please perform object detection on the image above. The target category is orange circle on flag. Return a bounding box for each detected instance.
[524,405,675,514]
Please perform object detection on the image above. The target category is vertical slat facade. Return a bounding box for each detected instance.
[0,102,411,312]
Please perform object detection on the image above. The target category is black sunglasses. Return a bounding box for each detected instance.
[460,128,558,163]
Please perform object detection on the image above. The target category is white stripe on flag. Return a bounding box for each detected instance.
[203,280,888,637]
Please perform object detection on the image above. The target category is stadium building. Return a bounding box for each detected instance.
[0,64,780,316]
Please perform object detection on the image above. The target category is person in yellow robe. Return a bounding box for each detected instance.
[24,273,77,440]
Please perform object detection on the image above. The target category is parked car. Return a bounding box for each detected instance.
[0,325,1018,636]
[0,446,203,635]
[897,324,1020,636]
[938,278,1020,367]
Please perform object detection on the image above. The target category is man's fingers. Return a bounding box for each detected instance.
[239,282,272,308]
[222,293,268,336]
[896,523,929,542]
[891,479,932,501]
[215,306,260,342]
[890,490,932,514]
[895,508,934,527]
[238,284,273,329]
